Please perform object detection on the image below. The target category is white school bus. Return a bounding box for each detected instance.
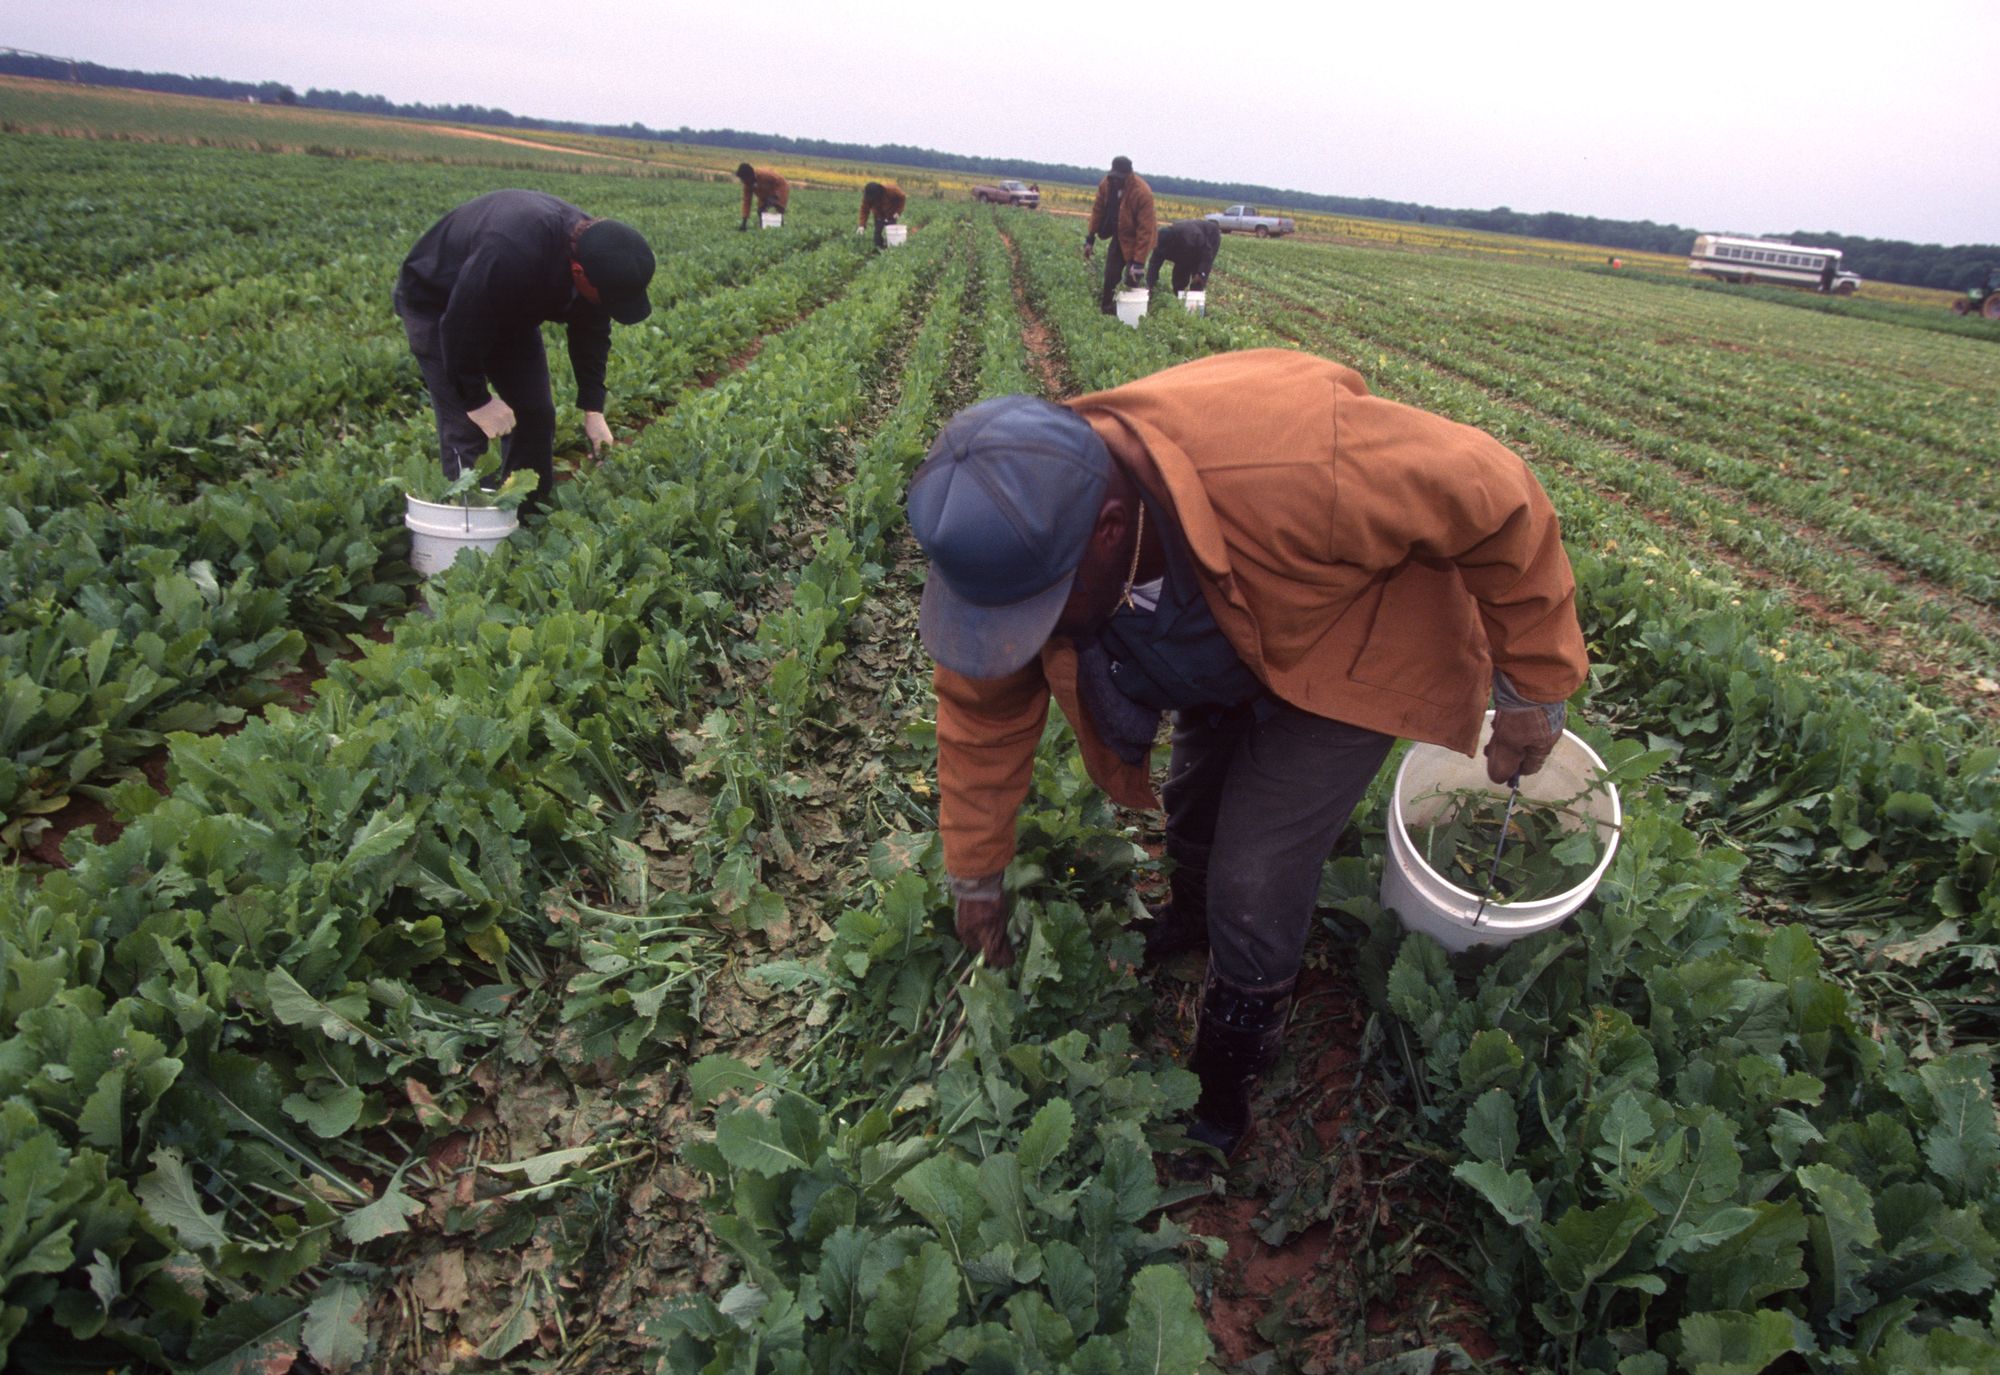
[1688,234,1861,294]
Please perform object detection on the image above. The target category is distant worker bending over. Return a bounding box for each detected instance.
[859,180,907,249]
[1147,217,1222,295]
[394,189,655,513]
[1084,155,1157,315]
[738,163,790,230]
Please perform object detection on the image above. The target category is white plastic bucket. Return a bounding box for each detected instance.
[1179,290,1207,317]
[1114,287,1149,327]
[404,494,518,577]
[760,210,784,229]
[884,224,909,247]
[1380,714,1620,953]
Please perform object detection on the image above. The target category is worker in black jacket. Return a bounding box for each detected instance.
[395,190,655,511]
[1146,218,1222,294]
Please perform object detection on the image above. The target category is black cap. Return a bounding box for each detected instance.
[574,219,655,325]
[1111,155,1133,174]
[907,396,1111,678]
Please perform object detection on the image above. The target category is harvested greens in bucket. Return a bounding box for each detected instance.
[1413,784,1607,905]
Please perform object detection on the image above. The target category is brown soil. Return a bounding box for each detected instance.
[1145,944,1499,1369]
[993,225,1073,398]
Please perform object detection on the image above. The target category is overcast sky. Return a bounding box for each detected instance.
[12,1,1998,244]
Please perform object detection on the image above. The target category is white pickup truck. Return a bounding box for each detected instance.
[1205,205,1296,237]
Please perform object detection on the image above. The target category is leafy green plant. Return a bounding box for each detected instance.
[1412,784,1608,904]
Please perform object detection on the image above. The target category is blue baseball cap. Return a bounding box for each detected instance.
[907,396,1112,678]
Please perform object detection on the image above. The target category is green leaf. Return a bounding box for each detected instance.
[1459,1028,1526,1094]
[186,1295,306,1375]
[1674,1308,1800,1375]
[302,1277,371,1373]
[1594,1092,1658,1174]
[863,1241,958,1373]
[340,809,416,876]
[1918,1057,2000,1201]
[264,968,388,1054]
[1658,1206,1759,1263]
[135,1147,229,1255]
[892,1154,988,1268]
[1453,1160,1541,1227]
[1112,1265,1213,1373]
[486,1145,596,1187]
[1798,1164,1879,1323]
[1682,1200,1809,1311]
[1542,1195,1656,1300]
[688,1054,766,1105]
[1461,1088,1518,1165]
[339,1180,423,1244]
[715,1104,813,1177]
[283,1086,366,1139]
[1019,1098,1075,1182]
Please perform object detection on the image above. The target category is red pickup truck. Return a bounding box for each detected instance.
[972,179,1040,209]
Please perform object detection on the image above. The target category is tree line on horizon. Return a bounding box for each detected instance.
[4,52,1993,292]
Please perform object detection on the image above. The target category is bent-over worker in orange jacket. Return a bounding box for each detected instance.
[1084,155,1158,314]
[905,348,1589,1168]
[737,163,789,230]
[859,181,907,249]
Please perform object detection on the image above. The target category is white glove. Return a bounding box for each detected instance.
[583,411,614,455]
[466,396,516,440]
[856,224,868,234]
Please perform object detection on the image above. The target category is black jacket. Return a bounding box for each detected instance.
[395,190,614,412]
[1146,219,1222,283]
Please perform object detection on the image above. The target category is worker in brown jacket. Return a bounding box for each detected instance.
[1083,155,1158,314]
[736,163,790,230]
[905,349,1588,1168]
[859,180,907,248]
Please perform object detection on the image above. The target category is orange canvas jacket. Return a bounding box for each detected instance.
[860,183,907,227]
[1088,173,1158,264]
[933,348,1590,879]
[740,169,790,218]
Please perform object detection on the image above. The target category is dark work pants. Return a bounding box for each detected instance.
[403,315,557,512]
[1099,241,1129,313]
[1161,701,1395,990]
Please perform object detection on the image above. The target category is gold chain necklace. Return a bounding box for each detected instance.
[1118,503,1147,611]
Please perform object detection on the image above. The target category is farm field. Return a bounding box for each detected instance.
[3,90,1999,1375]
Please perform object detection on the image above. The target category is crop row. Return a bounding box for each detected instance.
[1242,253,2000,591]
[659,212,1220,1372]
[1,202,873,848]
[0,190,940,1368]
[1221,263,2000,712]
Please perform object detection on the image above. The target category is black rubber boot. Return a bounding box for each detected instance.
[1173,971,1294,1179]
[1139,861,1210,968]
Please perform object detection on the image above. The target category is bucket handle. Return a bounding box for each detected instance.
[1470,773,1522,926]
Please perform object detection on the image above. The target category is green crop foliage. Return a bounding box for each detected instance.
[2,115,1997,1373]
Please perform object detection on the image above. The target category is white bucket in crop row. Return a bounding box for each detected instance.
[1381,713,1620,953]
[760,211,784,229]
[884,224,909,247]
[1179,290,1207,316]
[404,495,517,578]
[1114,287,1149,327]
